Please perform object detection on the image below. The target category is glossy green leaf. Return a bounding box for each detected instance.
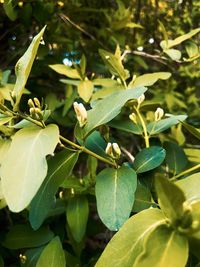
[3,0,17,21]
[36,236,66,267]
[99,49,129,82]
[164,141,188,175]
[133,182,154,212]
[109,119,143,135]
[185,41,199,58]
[131,72,171,88]
[85,131,107,157]
[147,115,187,135]
[49,64,81,79]
[164,49,182,60]
[95,208,166,267]
[182,122,200,140]
[3,225,54,249]
[29,150,79,230]
[1,124,59,212]
[66,195,89,243]
[77,79,93,102]
[155,177,186,222]
[134,224,188,267]
[13,26,46,109]
[78,86,147,139]
[133,146,166,174]
[95,165,137,231]
[176,172,200,203]
[184,148,200,163]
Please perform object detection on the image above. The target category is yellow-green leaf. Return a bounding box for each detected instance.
[49,64,81,79]
[77,80,94,102]
[1,124,59,212]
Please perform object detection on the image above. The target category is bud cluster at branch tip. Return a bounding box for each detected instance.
[137,93,145,106]
[28,98,43,120]
[73,102,87,127]
[105,142,121,159]
[154,107,164,121]
[129,112,137,124]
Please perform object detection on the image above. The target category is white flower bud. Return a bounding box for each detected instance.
[137,94,145,105]
[112,143,121,158]
[73,102,87,127]
[154,107,164,121]
[129,112,137,124]
[105,142,113,156]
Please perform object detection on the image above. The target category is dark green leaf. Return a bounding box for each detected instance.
[66,195,89,243]
[109,120,143,135]
[133,146,166,174]
[3,0,17,21]
[22,247,44,267]
[147,115,187,135]
[85,131,107,157]
[95,165,137,231]
[182,122,200,140]
[3,225,54,249]
[29,150,79,230]
[164,141,188,175]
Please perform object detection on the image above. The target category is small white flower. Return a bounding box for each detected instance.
[154,107,164,121]
[137,94,145,105]
[129,113,137,124]
[73,102,87,127]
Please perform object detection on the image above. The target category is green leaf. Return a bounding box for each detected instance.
[13,26,46,109]
[22,247,44,267]
[133,182,154,212]
[95,165,137,231]
[164,49,182,60]
[109,119,143,135]
[185,41,199,58]
[3,0,17,21]
[49,64,81,79]
[176,172,200,203]
[155,177,186,222]
[134,224,188,267]
[77,80,93,102]
[85,131,107,157]
[182,122,200,140]
[133,146,166,174]
[164,141,188,175]
[0,255,3,267]
[1,124,59,212]
[130,72,171,88]
[95,208,166,267]
[78,86,147,139]
[162,28,200,49]
[3,225,54,249]
[36,236,66,267]
[99,49,129,82]
[29,150,79,230]
[66,195,89,243]
[147,115,187,135]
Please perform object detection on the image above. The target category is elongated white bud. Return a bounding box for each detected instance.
[105,142,121,159]
[112,143,121,158]
[154,107,164,121]
[137,93,145,105]
[129,112,137,124]
[73,102,87,127]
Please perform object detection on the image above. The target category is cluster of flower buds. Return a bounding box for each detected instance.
[28,98,43,120]
[73,102,87,127]
[105,142,121,159]
[154,107,164,121]
[129,112,137,124]
[137,93,145,106]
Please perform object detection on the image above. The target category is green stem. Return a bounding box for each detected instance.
[59,135,117,168]
[135,107,150,148]
[170,164,200,181]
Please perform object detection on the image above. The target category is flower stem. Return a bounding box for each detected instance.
[170,164,200,181]
[135,107,150,148]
